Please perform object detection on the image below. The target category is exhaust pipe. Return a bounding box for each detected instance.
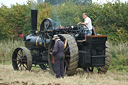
[31,10,37,34]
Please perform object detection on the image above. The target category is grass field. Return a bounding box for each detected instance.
[0,40,128,85]
[0,64,128,85]
[0,40,24,63]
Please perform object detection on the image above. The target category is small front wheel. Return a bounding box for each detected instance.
[12,47,32,71]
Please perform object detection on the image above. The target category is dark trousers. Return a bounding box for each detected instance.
[54,57,64,78]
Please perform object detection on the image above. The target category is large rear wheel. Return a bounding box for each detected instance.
[48,34,79,76]
[98,41,111,73]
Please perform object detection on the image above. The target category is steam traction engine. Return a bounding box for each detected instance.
[12,10,111,76]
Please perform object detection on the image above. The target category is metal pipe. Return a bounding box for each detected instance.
[31,10,37,34]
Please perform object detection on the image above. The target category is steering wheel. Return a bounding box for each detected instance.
[77,24,86,33]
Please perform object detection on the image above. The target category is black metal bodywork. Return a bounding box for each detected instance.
[23,10,107,68]
[78,36,107,68]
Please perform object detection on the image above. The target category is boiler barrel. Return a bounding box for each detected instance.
[25,34,50,50]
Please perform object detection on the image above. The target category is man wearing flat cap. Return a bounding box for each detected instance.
[52,35,65,78]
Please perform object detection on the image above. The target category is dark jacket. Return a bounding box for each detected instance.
[52,39,64,60]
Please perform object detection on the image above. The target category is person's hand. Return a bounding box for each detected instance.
[77,22,81,25]
[49,51,52,55]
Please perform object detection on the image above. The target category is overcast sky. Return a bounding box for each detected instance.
[0,0,128,7]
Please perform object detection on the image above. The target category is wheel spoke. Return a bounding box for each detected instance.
[16,51,20,57]
[17,55,20,60]
[16,51,21,59]
[18,63,21,68]
[20,50,23,58]
[17,61,20,65]
[23,64,27,69]
[17,54,20,59]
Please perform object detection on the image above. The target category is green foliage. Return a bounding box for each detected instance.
[92,2,128,43]
[49,1,128,43]
[45,0,92,5]
[0,1,128,42]
[45,0,66,5]
[37,5,52,28]
[0,2,31,40]
[109,42,128,72]
[51,1,82,26]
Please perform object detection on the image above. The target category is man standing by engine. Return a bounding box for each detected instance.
[78,13,92,37]
[52,35,65,78]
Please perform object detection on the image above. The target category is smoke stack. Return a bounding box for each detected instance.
[31,10,37,34]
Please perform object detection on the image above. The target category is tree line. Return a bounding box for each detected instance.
[0,0,128,43]
[37,0,92,5]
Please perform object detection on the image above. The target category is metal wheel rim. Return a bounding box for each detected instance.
[12,47,32,71]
